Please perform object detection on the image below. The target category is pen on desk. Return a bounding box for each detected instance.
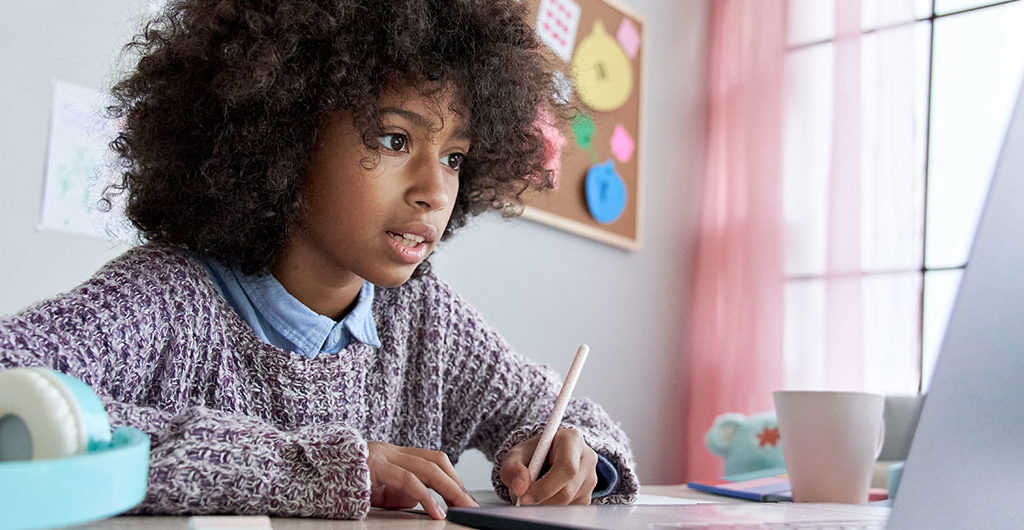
[516,344,590,507]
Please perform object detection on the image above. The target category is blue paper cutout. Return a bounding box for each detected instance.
[585,160,627,224]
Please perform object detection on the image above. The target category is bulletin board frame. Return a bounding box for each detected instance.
[521,0,647,251]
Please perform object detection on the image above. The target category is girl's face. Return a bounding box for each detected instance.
[288,88,470,289]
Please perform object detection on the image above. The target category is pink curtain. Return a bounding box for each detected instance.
[684,0,787,481]
[685,0,922,479]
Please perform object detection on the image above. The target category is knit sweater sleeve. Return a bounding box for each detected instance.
[426,277,639,504]
[0,247,372,519]
[102,401,370,518]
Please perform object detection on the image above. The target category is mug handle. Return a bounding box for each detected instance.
[873,417,886,460]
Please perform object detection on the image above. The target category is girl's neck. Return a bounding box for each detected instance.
[271,248,364,322]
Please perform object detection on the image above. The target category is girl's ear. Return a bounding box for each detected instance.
[704,412,747,456]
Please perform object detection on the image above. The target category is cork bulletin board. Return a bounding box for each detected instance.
[523,0,646,251]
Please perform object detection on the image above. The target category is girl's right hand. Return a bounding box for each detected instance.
[365,441,479,519]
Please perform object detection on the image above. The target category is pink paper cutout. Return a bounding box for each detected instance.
[616,18,641,59]
[534,108,566,189]
[610,124,635,163]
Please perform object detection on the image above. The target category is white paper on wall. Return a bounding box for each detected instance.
[536,0,581,63]
[39,80,134,242]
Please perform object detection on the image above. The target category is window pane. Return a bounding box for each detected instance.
[862,273,921,394]
[784,274,920,394]
[788,0,836,47]
[861,0,932,30]
[784,23,929,276]
[922,269,963,391]
[783,44,833,277]
[789,0,932,47]
[784,279,827,388]
[927,1,1024,268]
[935,0,1016,15]
[788,0,933,47]
[860,23,930,272]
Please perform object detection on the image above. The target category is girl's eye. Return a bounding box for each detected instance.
[443,153,465,171]
[377,133,408,152]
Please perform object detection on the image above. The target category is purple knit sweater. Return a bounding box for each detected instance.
[0,244,638,518]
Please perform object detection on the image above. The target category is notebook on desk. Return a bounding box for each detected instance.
[448,80,1024,530]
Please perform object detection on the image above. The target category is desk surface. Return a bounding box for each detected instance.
[71,485,725,529]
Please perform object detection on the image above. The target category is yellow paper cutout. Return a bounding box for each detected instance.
[571,20,633,112]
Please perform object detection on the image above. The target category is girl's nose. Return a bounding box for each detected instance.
[406,155,452,212]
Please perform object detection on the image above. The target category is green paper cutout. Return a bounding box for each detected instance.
[572,113,598,162]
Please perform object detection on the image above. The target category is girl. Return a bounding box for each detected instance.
[0,0,638,520]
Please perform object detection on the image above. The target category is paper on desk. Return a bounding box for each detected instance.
[634,493,710,505]
[407,489,711,514]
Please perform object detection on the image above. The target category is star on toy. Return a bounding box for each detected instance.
[757,426,780,447]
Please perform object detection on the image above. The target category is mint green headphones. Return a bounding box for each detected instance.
[0,367,150,530]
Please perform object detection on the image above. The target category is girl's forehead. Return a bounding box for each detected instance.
[377,86,470,130]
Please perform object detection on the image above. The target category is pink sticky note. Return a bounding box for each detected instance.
[616,18,640,59]
[610,124,635,163]
[535,108,566,189]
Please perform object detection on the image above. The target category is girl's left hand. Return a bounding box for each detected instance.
[498,428,599,505]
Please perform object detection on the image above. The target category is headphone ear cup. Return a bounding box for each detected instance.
[0,368,106,461]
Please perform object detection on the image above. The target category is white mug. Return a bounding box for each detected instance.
[773,390,885,504]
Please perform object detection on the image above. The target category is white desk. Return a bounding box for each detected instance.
[70,485,726,529]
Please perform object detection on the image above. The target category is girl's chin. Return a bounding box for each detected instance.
[364,266,419,288]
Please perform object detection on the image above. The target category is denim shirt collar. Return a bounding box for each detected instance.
[203,255,382,357]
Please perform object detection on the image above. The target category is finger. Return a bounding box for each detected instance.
[498,443,536,499]
[403,448,467,491]
[499,459,532,500]
[571,472,598,505]
[376,461,446,520]
[526,432,584,504]
[392,452,479,508]
[549,452,598,506]
[542,448,597,506]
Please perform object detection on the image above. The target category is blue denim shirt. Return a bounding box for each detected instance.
[201,258,381,357]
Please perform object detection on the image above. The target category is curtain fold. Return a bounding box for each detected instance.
[684,0,787,481]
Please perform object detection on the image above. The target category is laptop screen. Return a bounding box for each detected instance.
[887,80,1024,529]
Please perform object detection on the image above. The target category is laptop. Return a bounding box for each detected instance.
[448,80,1024,529]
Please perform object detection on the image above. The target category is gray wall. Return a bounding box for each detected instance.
[0,1,709,488]
[1,1,143,311]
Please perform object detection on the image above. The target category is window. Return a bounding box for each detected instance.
[782,0,1024,393]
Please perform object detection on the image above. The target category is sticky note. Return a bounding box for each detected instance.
[616,18,641,59]
[585,160,627,224]
[536,0,581,63]
[610,124,635,163]
[571,21,633,112]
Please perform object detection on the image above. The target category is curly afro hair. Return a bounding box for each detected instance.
[107,0,565,275]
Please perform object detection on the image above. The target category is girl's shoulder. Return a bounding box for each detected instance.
[105,242,203,272]
[96,242,210,287]
[3,243,222,345]
[80,242,220,310]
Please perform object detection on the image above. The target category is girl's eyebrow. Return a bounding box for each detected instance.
[380,107,470,142]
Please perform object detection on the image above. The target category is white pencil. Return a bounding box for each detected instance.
[516,344,590,506]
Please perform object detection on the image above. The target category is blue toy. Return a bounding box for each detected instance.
[705,411,785,479]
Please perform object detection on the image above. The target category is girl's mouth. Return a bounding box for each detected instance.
[386,231,429,263]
